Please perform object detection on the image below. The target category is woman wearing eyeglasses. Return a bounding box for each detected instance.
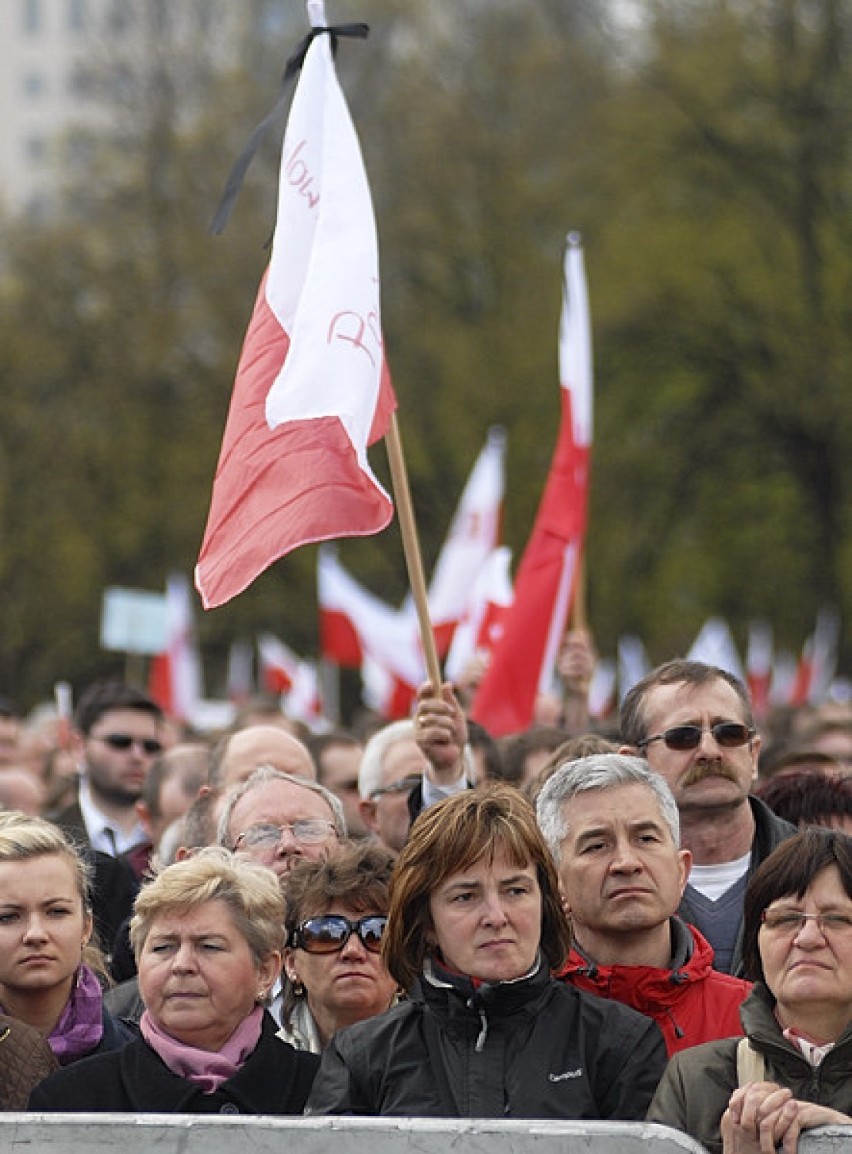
[280,841,400,1053]
[28,848,319,1113]
[306,784,666,1118]
[648,828,852,1153]
[0,813,134,1072]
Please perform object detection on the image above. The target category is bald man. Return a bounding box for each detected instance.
[209,724,316,791]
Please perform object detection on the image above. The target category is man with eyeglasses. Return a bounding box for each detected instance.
[49,679,165,953]
[356,720,432,852]
[621,659,796,977]
[217,767,348,1029]
[218,766,346,881]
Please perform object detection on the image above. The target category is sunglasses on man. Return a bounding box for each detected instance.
[637,722,754,752]
[93,733,163,756]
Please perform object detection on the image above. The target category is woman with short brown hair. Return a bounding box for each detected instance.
[307,783,666,1118]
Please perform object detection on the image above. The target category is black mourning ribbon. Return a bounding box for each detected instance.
[210,22,369,236]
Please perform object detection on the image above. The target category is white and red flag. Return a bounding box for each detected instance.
[148,573,204,725]
[317,545,425,701]
[687,617,744,682]
[444,545,514,684]
[258,632,300,695]
[471,235,593,736]
[789,609,840,707]
[258,632,326,728]
[195,15,396,609]
[746,620,773,719]
[422,427,506,655]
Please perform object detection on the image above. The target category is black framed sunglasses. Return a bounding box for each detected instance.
[290,914,388,955]
[637,722,755,753]
[94,733,163,756]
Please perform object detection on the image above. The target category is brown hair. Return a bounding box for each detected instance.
[742,827,852,984]
[383,783,570,990]
[620,659,755,747]
[283,841,397,1025]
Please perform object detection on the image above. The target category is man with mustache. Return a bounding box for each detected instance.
[621,660,795,976]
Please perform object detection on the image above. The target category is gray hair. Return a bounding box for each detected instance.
[536,753,681,864]
[216,765,346,847]
[358,719,417,800]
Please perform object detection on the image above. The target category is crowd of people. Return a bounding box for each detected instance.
[0,641,849,1153]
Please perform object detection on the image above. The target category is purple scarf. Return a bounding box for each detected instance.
[141,1004,264,1093]
[47,964,104,1065]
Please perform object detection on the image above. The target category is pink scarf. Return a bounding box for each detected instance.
[140,1005,264,1093]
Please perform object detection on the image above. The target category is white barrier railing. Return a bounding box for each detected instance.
[7,1114,711,1153]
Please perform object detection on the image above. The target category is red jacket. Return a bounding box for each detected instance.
[555,919,751,1056]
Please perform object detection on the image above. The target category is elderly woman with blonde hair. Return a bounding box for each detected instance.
[29,848,319,1113]
[307,783,666,1118]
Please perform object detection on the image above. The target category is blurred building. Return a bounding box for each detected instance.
[0,0,291,221]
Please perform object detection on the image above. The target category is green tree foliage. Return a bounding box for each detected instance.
[0,0,848,710]
[582,0,852,661]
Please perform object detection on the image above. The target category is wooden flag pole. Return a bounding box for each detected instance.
[384,413,442,690]
[571,552,587,633]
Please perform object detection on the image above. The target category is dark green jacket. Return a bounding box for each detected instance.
[647,983,852,1154]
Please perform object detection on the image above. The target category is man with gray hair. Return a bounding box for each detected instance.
[537,753,750,1055]
[218,766,346,880]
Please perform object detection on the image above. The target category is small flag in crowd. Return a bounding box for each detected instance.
[422,426,506,656]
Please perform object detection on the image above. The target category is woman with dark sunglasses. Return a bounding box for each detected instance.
[280,842,400,1053]
[306,784,666,1118]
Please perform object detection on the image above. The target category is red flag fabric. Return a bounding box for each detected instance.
[195,28,396,609]
[470,235,592,736]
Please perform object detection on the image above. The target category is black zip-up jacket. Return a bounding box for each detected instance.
[306,956,666,1119]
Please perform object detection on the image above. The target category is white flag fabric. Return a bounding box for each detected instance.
[687,618,744,682]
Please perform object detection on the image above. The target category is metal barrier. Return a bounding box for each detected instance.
[6,1114,713,1153]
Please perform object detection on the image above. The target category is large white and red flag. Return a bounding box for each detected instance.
[471,235,593,736]
[422,427,506,655]
[195,13,396,609]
